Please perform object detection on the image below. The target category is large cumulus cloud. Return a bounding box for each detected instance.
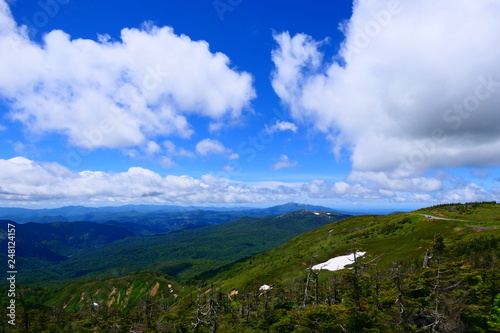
[0,0,255,149]
[272,0,500,175]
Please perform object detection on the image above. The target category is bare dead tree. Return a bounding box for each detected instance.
[300,257,322,308]
[302,264,312,309]
[423,249,433,268]
[422,262,468,333]
[192,288,210,331]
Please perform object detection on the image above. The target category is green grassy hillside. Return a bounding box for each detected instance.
[217,202,500,290]
[0,272,184,332]
[46,271,183,312]
[416,201,499,225]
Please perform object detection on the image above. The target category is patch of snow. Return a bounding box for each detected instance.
[259,284,273,291]
[312,252,367,272]
[313,212,320,215]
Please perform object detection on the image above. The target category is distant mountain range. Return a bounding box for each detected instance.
[0,208,351,285]
[0,202,350,233]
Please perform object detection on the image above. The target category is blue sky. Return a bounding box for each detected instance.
[0,0,499,209]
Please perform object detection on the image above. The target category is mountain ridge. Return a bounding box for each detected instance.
[1,208,350,286]
[0,202,350,224]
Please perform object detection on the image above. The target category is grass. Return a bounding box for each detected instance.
[416,201,500,224]
[217,204,500,291]
[45,271,182,312]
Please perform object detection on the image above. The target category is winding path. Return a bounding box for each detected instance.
[420,214,472,222]
[420,214,495,230]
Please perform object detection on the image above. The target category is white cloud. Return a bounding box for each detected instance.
[441,183,489,203]
[12,141,26,154]
[272,154,297,170]
[492,187,500,201]
[347,171,443,193]
[301,179,375,200]
[0,157,299,205]
[264,120,298,135]
[163,140,194,158]
[123,149,140,159]
[470,169,491,179]
[0,157,494,206]
[195,138,238,159]
[271,0,500,176]
[159,156,176,168]
[196,138,227,155]
[0,0,255,150]
[145,141,161,155]
[123,140,196,167]
[300,177,494,205]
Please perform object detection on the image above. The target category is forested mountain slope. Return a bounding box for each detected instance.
[1,202,499,332]
[2,210,348,286]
